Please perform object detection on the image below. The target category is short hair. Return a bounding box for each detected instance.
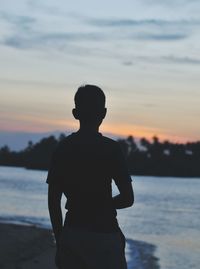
[74,84,106,120]
[75,84,105,108]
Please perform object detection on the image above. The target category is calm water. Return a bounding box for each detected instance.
[0,166,200,269]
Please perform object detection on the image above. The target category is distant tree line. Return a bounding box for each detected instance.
[0,133,199,177]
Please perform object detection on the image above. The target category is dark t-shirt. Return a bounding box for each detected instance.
[46,131,132,232]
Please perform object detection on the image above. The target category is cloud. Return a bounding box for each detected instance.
[0,12,35,31]
[0,78,67,87]
[0,10,198,67]
[0,12,105,50]
[1,17,189,51]
[121,55,200,67]
[85,17,197,42]
[87,17,200,28]
[123,61,133,66]
[2,31,186,51]
[141,0,200,6]
[3,37,27,49]
[142,103,158,108]
[162,55,200,65]
[135,32,187,41]
[2,32,105,50]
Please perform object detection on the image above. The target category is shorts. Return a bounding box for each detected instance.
[59,226,127,269]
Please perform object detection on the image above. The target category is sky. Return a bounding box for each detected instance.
[1,0,200,143]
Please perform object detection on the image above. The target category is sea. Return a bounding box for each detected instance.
[0,165,199,269]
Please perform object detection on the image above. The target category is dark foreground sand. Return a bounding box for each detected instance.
[0,223,159,269]
[0,223,56,269]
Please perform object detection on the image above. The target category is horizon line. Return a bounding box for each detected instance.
[0,128,199,144]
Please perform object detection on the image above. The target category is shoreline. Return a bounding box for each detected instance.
[0,222,160,269]
[1,165,200,178]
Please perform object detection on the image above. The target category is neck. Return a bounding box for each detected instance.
[79,122,100,133]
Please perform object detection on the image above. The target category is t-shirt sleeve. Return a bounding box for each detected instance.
[112,143,132,188]
[46,146,62,185]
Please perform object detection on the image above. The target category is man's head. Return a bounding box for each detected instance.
[73,84,107,125]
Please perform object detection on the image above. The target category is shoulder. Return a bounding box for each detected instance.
[53,133,75,155]
[100,134,115,143]
[101,135,120,145]
[100,135,121,151]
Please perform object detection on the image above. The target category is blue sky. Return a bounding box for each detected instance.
[0,0,200,143]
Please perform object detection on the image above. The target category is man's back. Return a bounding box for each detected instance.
[47,130,131,232]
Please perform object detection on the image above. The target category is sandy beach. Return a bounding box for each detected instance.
[0,223,56,269]
[0,223,160,269]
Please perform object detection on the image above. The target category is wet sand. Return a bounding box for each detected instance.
[0,223,159,269]
[0,223,56,269]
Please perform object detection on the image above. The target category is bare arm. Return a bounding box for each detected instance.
[113,181,134,209]
[48,183,63,247]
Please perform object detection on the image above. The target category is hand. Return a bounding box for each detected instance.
[118,228,126,251]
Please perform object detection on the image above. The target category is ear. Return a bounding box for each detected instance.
[72,108,79,119]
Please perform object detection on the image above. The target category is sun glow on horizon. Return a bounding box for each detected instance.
[1,116,197,144]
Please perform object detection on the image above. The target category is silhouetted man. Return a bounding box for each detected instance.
[47,85,134,269]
